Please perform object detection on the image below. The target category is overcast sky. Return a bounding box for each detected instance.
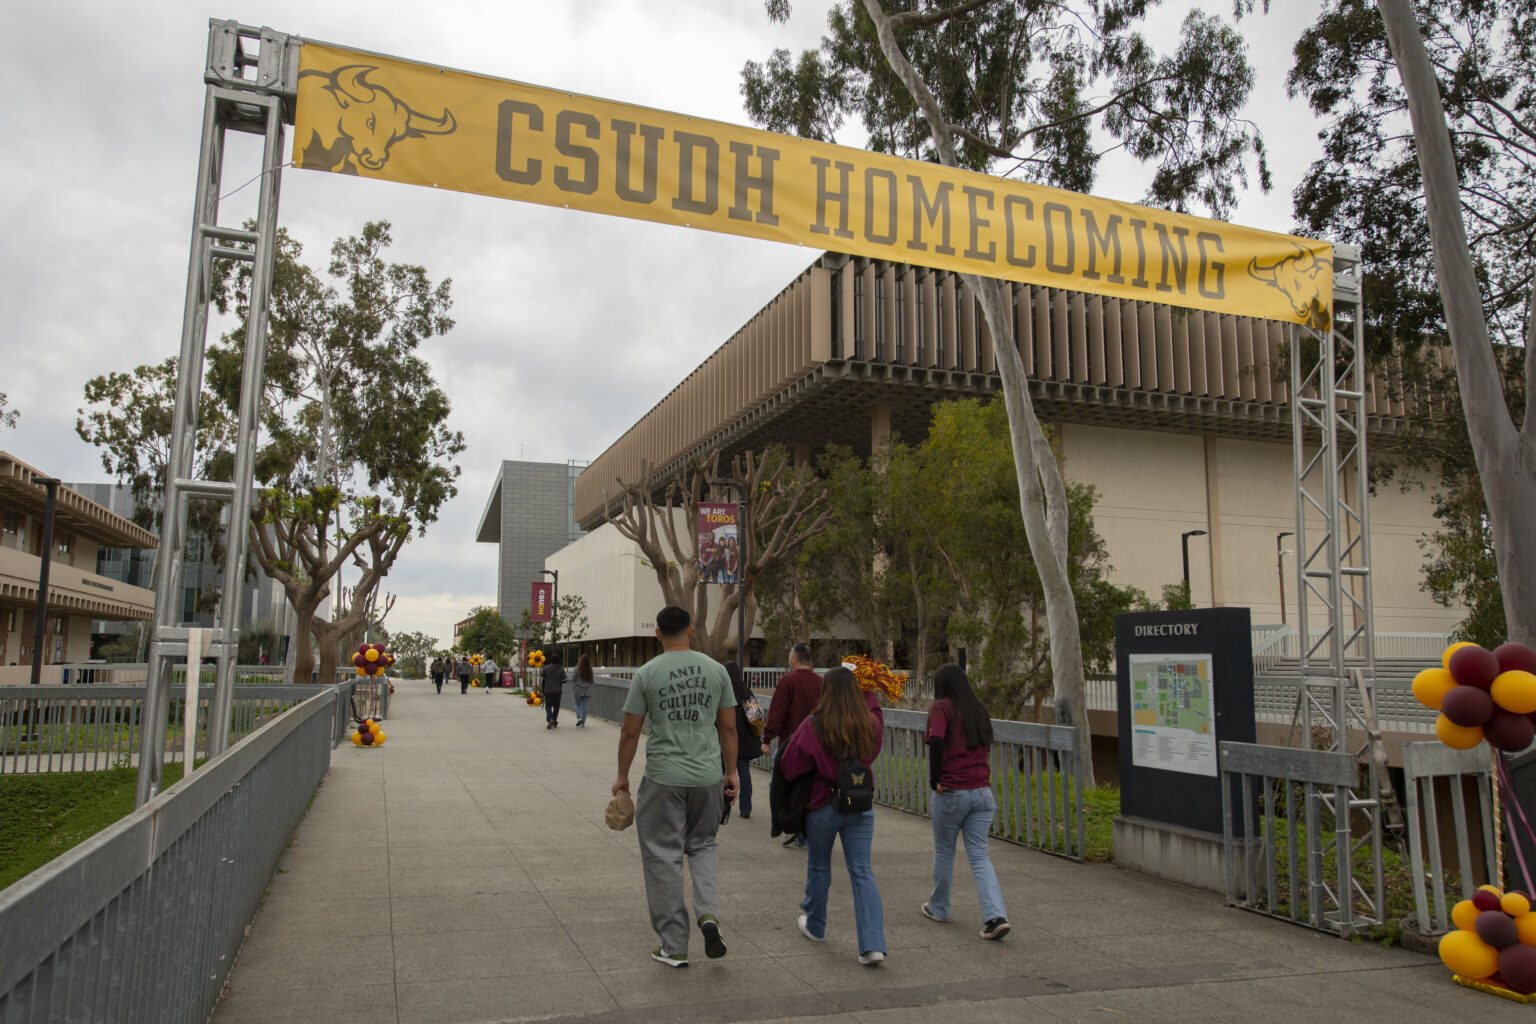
[0,0,1327,650]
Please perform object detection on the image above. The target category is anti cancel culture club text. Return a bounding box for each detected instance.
[657,666,715,723]
[495,102,1233,302]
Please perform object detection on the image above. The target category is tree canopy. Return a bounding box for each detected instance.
[457,607,519,662]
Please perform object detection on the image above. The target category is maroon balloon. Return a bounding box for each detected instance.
[1449,645,1502,690]
[1484,707,1536,753]
[1473,889,1504,912]
[360,730,374,745]
[1476,909,1520,949]
[1496,643,1536,676]
[1441,685,1495,728]
[1499,944,1536,994]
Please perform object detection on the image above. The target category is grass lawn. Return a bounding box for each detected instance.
[0,763,185,892]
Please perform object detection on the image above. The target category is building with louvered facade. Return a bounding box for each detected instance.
[554,252,1459,662]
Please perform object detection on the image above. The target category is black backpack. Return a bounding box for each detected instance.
[833,756,873,814]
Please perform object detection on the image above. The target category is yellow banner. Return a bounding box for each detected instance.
[294,42,1332,327]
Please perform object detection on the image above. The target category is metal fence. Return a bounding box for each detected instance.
[0,684,333,775]
[1403,741,1496,936]
[0,683,341,1023]
[588,674,1087,859]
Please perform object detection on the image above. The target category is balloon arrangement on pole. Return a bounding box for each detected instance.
[526,650,545,705]
[468,653,484,685]
[351,642,395,678]
[351,716,387,748]
[1414,640,1536,1000]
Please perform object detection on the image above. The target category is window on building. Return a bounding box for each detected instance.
[1,510,20,536]
[55,530,73,557]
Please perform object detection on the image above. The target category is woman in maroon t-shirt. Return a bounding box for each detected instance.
[922,664,1010,940]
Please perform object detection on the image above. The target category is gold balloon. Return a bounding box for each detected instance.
[1435,714,1485,750]
[1412,668,1457,711]
[1517,912,1536,946]
[1451,899,1481,932]
[1443,641,1478,671]
[1440,929,1499,979]
[1491,670,1536,715]
[375,731,386,745]
[351,732,363,746]
[1502,892,1532,918]
[369,721,381,734]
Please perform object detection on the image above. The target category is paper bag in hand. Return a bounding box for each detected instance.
[606,789,635,831]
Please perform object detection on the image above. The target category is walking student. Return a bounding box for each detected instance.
[922,663,1010,941]
[572,654,594,726]
[457,657,472,695]
[542,652,566,727]
[724,660,758,820]
[612,605,738,968]
[779,666,886,965]
[761,642,821,846]
[430,655,445,694]
[482,654,499,692]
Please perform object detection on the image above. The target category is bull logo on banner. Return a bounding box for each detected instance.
[296,65,456,174]
[1247,242,1333,330]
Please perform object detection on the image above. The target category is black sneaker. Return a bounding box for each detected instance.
[699,916,727,959]
[981,918,1011,940]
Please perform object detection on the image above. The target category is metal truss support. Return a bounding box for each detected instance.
[136,23,299,806]
[1288,242,1383,935]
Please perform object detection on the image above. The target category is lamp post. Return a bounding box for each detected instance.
[1181,529,1208,603]
[537,568,558,661]
[708,478,748,666]
[29,478,60,686]
[1276,531,1295,626]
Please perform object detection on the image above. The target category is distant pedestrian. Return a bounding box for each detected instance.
[780,666,885,965]
[572,654,594,726]
[724,660,757,820]
[762,642,821,846]
[542,652,566,728]
[482,655,499,692]
[430,656,445,694]
[922,664,1010,941]
[457,657,472,694]
[612,605,737,968]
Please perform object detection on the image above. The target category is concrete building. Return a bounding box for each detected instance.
[1,452,157,681]
[554,252,1459,662]
[475,460,588,629]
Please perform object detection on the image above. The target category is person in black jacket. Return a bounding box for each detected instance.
[724,661,757,820]
[541,653,566,728]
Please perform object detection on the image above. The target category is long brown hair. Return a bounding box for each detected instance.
[811,667,877,762]
[577,654,593,683]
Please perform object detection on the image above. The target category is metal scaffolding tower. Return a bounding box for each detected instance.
[136,23,297,805]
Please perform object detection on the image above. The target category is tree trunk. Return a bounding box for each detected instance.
[290,596,320,685]
[1377,0,1536,647]
[860,0,1094,781]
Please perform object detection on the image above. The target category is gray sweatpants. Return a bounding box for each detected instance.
[634,776,723,956]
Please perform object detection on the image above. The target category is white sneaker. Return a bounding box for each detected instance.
[858,950,886,965]
[797,914,824,941]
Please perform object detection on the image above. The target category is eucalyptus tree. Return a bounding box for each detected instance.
[746,1,1269,777]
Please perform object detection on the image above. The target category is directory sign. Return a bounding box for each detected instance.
[1129,652,1217,777]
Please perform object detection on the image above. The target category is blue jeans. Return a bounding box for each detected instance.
[735,758,754,816]
[574,694,590,723]
[928,786,1007,923]
[801,804,885,956]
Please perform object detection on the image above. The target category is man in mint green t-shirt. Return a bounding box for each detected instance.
[614,605,738,967]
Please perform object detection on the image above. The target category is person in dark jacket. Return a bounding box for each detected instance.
[429,656,445,694]
[542,653,566,728]
[724,661,757,820]
[456,657,472,695]
[762,642,821,845]
[780,666,886,965]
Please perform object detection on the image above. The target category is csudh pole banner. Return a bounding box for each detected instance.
[293,41,1334,328]
[697,502,739,586]
[531,581,553,623]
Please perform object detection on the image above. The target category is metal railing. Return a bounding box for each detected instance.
[1220,740,1385,936]
[1403,741,1496,936]
[0,682,341,1023]
[588,674,1087,859]
[0,684,332,775]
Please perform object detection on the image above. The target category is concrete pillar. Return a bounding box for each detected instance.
[794,444,811,468]
[871,405,891,454]
[1203,437,1225,606]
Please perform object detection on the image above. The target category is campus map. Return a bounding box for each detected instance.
[1128,653,1217,777]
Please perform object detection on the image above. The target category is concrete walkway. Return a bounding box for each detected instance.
[212,680,1530,1024]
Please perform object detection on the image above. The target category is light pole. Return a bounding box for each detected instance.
[29,478,60,685]
[1181,529,1208,603]
[537,568,558,660]
[708,477,748,666]
[1276,531,1295,626]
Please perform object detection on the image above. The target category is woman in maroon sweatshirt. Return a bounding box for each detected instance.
[780,667,886,965]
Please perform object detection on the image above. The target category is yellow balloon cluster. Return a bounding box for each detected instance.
[352,643,395,677]
[1440,885,1536,995]
[350,717,387,748]
[526,691,544,706]
[528,650,546,668]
